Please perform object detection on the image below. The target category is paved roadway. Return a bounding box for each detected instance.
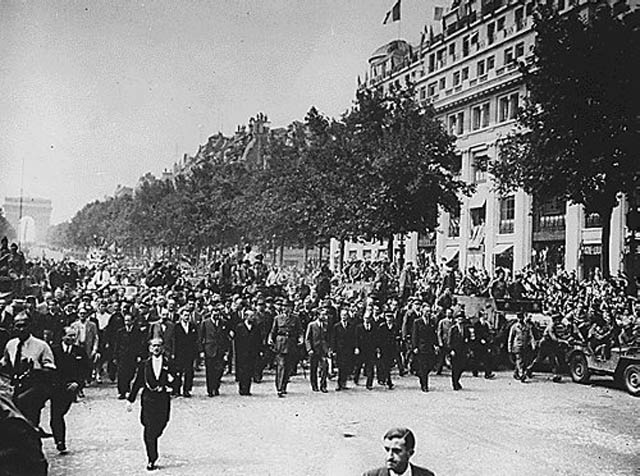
[45,370,639,476]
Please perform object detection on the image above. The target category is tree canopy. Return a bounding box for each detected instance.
[492,4,640,276]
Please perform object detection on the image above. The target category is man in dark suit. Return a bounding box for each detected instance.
[199,308,230,397]
[268,298,301,397]
[173,310,198,397]
[126,337,177,471]
[411,305,438,392]
[233,309,262,396]
[331,309,357,391]
[148,310,175,358]
[354,313,378,390]
[363,427,435,476]
[114,314,145,399]
[305,309,330,393]
[50,326,88,454]
[377,313,398,389]
[449,312,468,391]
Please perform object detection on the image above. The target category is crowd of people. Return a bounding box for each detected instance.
[1,238,639,471]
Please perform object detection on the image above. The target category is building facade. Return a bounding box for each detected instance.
[332,0,638,279]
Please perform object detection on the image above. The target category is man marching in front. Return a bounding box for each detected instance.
[126,337,176,471]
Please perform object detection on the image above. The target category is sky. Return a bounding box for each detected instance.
[0,0,442,224]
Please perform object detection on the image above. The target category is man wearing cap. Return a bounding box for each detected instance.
[508,312,533,382]
[126,337,177,471]
[268,298,301,397]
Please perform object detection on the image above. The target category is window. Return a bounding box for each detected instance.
[497,16,505,31]
[429,53,435,72]
[439,77,446,89]
[585,211,602,228]
[558,0,566,11]
[462,67,469,81]
[515,7,524,31]
[472,102,490,130]
[472,152,488,183]
[437,48,446,68]
[499,196,515,234]
[419,87,426,101]
[504,47,514,65]
[515,41,525,59]
[487,56,495,70]
[448,111,465,135]
[477,60,486,77]
[405,74,410,85]
[487,22,495,44]
[448,209,461,238]
[498,92,519,122]
[449,43,456,58]
[453,71,461,86]
[428,82,437,96]
[462,36,470,57]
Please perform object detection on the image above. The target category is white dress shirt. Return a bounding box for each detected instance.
[151,356,163,380]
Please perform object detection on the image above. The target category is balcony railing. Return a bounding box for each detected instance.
[533,214,566,233]
[499,219,514,234]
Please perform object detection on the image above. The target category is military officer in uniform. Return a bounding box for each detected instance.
[268,298,301,397]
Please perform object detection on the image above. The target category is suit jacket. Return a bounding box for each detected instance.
[449,324,468,355]
[363,464,435,476]
[198,318,230,358]
[174,321,198,365]
[377,322,399,356]
[412,318,437,355]
[355,323,378,359]
[332,321,357,359]
[114,325,145,363]
[51,343,88,387]
[305,321,330,356]
[234,322,262,364]
[148,320,176,357]
[71,320,99,358]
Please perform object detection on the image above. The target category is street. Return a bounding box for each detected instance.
[45,369,639,476]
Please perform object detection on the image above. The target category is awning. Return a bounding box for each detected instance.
[468,194,486,209]
[493,243,513,255]
[440,248,459,264]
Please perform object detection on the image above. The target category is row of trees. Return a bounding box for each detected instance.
[54,5,637,278]
[55,86,468,261]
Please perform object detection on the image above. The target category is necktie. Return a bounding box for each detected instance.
[14,340,24,377]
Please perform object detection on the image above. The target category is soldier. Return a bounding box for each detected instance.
[473,311,496,379]
[268,298,301,397]
[526,313,571,382]
[508,313,533,382]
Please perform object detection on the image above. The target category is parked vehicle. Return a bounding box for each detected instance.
[568,344,640,396]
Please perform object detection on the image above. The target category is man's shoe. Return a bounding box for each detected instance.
[183,392,192,398]
[387,383,394,390]
[146,461,157,471]
[311,387,319,392]
[366,385,373,390]
[485,373,495,379]
[320,388,328,393]
[56,442,68,454]
[277,392,285,398]
[552,375,562,383]
[117,394,127,400]
[214,389,220,396]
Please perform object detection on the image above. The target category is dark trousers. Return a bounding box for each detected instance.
[470,344,493,377]
[451,351,465,389]
[336,354,353,389]
[309,353,328,391]
[174,359,195,395]
[50,389,74,445]
[14,383,49,428]
[237,357,257,395]
[254,347,273,383]
[436,346,449,374]
[415,354,433,390]
[204,356,225,395]
[117,360,137,397]
[513,352,526,380]
[527,342,563,376]
[378,354,394,387]
[274,353,292,393]
[354,355,376,388]
[143,424,166,463]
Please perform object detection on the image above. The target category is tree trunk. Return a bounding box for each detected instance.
[387,235,394,263]
[318,245,324,263]
[600,206,613,279]
[339,238,345,272]
[279,241,284,267]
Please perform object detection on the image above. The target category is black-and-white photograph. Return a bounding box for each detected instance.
[1,0,638,474]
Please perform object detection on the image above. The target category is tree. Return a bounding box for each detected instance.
[343,85,469,257]
[0,209,16,241]
[47,222,72,249]
[492,4,640,277]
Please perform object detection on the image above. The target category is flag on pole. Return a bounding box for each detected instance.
[382,0,401,24]
[433,6,444,21]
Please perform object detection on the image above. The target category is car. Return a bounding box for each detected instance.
[567,344,640,396]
